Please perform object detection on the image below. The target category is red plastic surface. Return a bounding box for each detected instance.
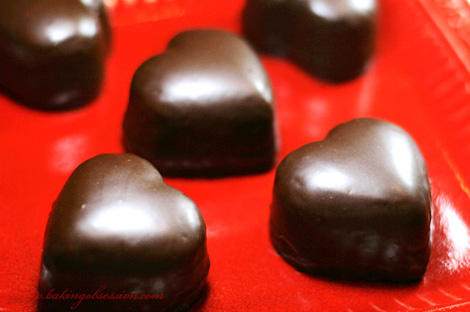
[2,0,470,311]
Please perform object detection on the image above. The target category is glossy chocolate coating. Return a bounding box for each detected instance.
[123,29,278,177]
[242,0,377,82]
[38,154,209,311]
[271,118,432,282]
[0,0,110,110]
[80,0,112,52]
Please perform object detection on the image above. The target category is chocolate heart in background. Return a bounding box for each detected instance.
[123,29,278,177]
[0,0,110,110]
[271,118,432,282]
[242,0,377,82]
[38,154,209,311]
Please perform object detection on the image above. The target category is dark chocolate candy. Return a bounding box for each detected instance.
[0,0,110,110]
[38,154,209,311]
[242,0,377,82]
[123,29,278,177]
[271,118,432,282]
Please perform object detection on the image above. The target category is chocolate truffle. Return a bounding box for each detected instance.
[242,0,377,82]
[123,29,278,177]
[0,0,110,110]
[271,118,432,282]
[38,154,209,311]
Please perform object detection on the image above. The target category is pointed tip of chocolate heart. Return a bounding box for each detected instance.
[39,153,210,311]
[271,118,432,282]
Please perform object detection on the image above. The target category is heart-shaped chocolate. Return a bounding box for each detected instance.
[271,118,432,282]
[39,154,209,311]
[242,0,377,82]
[0,0,110,110]
[123,29,278,177]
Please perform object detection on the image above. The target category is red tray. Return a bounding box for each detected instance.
[2,0,470,311]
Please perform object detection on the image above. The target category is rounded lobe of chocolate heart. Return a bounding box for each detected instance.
[39,154,209,311]
[0,0,110,110]
[242,0,377,82]
[271,118,432,282]
[123,29,278,177]
[79,0,112,50]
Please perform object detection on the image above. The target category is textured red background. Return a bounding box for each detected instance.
[2,0,470,311]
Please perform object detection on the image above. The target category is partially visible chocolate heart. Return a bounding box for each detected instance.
[0,0,110,110]
[242,0,377,82]
[271,118,432,282]
[38,154,209,311]
[123,29,278,177]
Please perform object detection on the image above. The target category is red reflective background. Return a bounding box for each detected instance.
[2,0,470,311]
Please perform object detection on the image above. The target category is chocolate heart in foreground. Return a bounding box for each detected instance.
[0,0,110,110]
[123,29,278,177]
[39,154,209,311]
[271,118,432,282]
[242,0,377,82]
